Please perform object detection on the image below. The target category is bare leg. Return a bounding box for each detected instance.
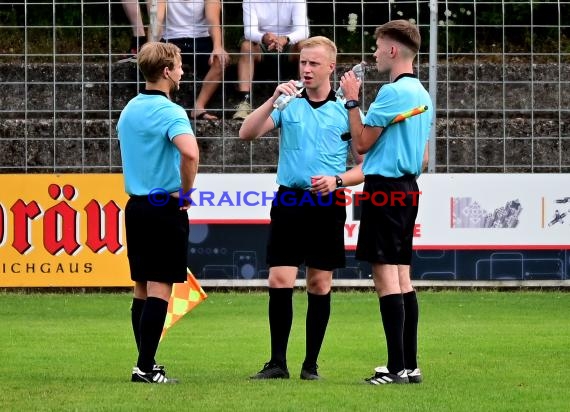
[133,280,148,299]
[121,0,145,36]
[372,263,400,297]
[146,280,172,301]
[193,59,224,119]
[237,40,261,93]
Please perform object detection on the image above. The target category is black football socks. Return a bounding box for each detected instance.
[137,297,168,373]
[131,297,145,352]
[268,288,293,369]
[379,293,405,374]
[403,291,419,370]
[303,291,331,370]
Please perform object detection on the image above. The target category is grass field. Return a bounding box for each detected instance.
[1,291,569,411]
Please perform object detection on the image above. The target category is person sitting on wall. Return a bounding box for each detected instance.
[159,0,230,120]
[232,0,309,120]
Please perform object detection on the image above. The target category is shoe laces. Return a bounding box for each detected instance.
[235,100,250,110]
[258,361,273,372]
[260,361,285,372]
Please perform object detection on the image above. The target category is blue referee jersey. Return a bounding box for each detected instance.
[270,89,352,189]
[363,74,433,177]
[117,90,194,195]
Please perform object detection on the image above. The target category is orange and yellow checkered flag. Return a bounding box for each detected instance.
[389,105,428,124]
[160,269,207,341]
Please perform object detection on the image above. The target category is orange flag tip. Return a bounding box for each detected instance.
[389,105,429,125]
[160,269,207,341]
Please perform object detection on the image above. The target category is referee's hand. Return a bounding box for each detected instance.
[310,175,336,195]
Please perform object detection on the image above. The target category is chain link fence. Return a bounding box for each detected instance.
[0,1,569,172]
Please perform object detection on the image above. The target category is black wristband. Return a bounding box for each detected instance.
[334,175,343,188]
[344,100,359,110]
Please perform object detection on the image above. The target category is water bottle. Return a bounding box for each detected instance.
[336,62,366,100]
[273,81,304,111]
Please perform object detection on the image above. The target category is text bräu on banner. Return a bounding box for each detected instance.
[0,174,130,287]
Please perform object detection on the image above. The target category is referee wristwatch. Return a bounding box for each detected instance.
[344,100,359,110]
[334,175,343,188]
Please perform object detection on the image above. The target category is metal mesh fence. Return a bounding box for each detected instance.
[0,1,569,173]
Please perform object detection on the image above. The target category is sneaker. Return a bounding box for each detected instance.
[131,364,165,374]
[365,366,409,385]
[131,366,178,384]
[249,361,290,379]
[232,100,252,120]
[406,368,422,383]
[300,364,320,380]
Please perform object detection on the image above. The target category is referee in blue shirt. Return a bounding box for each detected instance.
[240,36,364,380]
[117,42,199,384]
[341,20,434,385]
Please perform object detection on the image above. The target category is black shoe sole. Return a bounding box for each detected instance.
[249,373,290,380]
[249,367,290,380]
[300,370,320,380]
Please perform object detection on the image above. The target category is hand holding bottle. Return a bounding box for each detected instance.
[338,62,366,101]
[273,80,305,111]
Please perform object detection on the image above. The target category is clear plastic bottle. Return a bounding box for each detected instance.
[335,62,366,100]
[273,81,304,111]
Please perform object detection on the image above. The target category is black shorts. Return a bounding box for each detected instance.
[163,37,212,78]
[355,175,420,265]
[125,196,189,283]
[266,186,346,271]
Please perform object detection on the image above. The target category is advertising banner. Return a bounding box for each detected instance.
[1,174,569,287]
[0,174,130,287]
[187,173,570,249]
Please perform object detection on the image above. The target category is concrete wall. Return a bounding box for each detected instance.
[1,62,569,172]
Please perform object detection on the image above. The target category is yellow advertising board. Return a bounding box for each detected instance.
[0,174,132,287]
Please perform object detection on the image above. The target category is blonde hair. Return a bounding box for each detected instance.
[137,42,181,83]
[375,19,421,55]
[299,36,337,62]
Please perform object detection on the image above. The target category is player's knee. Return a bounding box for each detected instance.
[306,276,331,294]
[268,269,296,288]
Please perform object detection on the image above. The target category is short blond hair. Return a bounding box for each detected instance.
[137,42,181,83]
[299,36,337,62]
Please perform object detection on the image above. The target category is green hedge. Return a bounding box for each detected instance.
[1,1,568,57]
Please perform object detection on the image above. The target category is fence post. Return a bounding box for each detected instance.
[148,0,158,41]
[428,0,438,173]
